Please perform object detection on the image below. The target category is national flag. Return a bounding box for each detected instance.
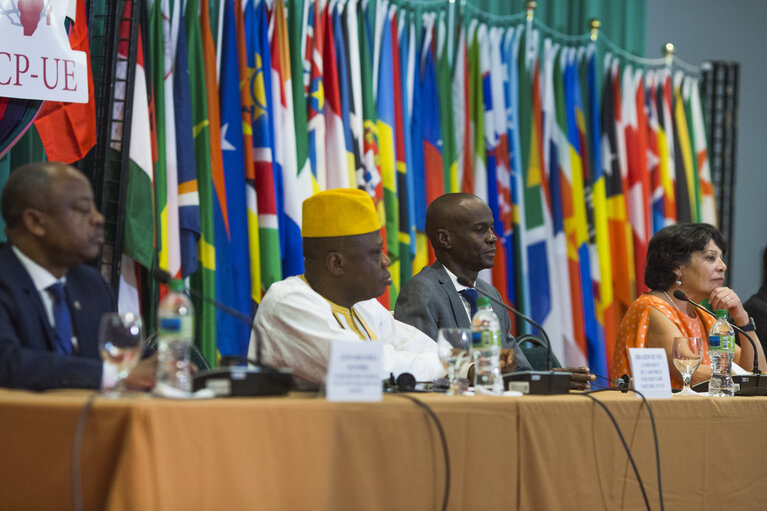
[215,0,253,358]
[657,69,677,226]
[173,0,201,279]
[114,0,154,317]
[623,67,651,295]
[687,76,717,225]
[391,9,412,287]
[376,6,399,306]
[437,11,457,194]
[235,0,261,304]
[453,21,471,194]
[672,70,695,223]
[399,13,418,278]
[518,25,553,337]
[272,0,312,278]
[332,2,357,189]
[33,0,97,163]
[306,0,327,189]
[245,0,280,293]
[645,71,665,234]
[550,44,583,366]
[324,2,351,189]
[185,0,217,366]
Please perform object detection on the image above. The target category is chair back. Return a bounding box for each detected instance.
[516,334,562,371]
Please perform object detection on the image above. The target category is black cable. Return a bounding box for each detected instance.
[72,391,99,511]
[582,388,664,511]
[391,394,450,511]
[580,390,651,511]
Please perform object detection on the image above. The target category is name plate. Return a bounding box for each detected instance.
[326,340,383,402]
[628,348,672,399]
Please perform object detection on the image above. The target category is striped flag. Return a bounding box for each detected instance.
[332,2,357,188]
[437,12,457,194]
[216,0,253,358]
[306,0,327,189]
[173,0,201,279]
[687,77,717,225]
[272,0,311,278]
[323,2,350,189]
[646,71,665,234]
[185,0,217,366]
[658,69,677,226]
[672,70,695,223]
[245,0,280,293]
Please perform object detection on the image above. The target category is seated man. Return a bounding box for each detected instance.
[0,161,155,390]
[249,188,513,383]
[395,193,594,389]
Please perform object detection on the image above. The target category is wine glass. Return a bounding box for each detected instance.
[99,312,145,398]
[672,336,703,396]
[437,328,471,396]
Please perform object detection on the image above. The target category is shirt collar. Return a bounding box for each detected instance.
[443,265,473,293]
[11,244,64,293]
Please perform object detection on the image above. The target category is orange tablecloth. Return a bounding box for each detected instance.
[1,389,766,510]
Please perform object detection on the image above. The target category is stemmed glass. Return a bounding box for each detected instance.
[437,328,472,396]
[98,312,145,398]
[672,336,703,396]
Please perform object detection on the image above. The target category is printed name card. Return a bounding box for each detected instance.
[326,340,383,402]
[628,348,672,399]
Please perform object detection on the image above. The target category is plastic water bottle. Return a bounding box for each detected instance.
[157,279,195,393]
[708,309,735,397]
[471,296,503,395]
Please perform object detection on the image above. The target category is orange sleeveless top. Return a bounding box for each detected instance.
[611,294,716,389]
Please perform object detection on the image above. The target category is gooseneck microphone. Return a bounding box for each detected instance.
[673,289,767,396]
[457,276,570,394]
[153,269,292,396]
[672,289,761,375]
[458,276,553,371]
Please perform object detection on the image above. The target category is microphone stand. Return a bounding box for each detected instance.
[458,277,571,395]
[673,290,767,397]
[154,269,292,396]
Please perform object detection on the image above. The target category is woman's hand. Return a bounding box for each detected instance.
[708,287,749,325]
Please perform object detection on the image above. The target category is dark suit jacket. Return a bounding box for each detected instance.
[0,243,115,390]
[394,261,531,370]
[744,283,767,354]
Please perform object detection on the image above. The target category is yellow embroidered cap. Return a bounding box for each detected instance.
[302,188,380,238]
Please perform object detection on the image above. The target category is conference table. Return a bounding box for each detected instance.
[1,388,766,510]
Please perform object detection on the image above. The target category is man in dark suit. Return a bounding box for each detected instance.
[744,245,767,354]
[395,193,594,389]
[0,161,155,390]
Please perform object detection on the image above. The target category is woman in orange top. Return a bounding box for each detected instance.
[611,224,766,389]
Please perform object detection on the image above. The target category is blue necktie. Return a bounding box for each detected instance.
[458,288,479,319]
[47,282,73,356]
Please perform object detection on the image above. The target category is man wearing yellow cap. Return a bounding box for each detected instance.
[248,189,447,383]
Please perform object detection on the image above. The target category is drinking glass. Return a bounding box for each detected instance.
[99,312,145,398]
[672,336,703,396]
[437,328,471,396]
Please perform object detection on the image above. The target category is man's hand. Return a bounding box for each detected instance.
[125,352,158,390]
[500,348,517,373]
[555,366,595,390]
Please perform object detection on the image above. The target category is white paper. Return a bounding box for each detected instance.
[326,340,383,402]
[628,348,672,399]
[0,0,89,102]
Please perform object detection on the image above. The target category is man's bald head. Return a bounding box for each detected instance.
[425,193,497,281]
[1,161,64,232]
[1,161,103,277]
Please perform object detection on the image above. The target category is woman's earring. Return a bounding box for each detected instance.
[675,276,682,286]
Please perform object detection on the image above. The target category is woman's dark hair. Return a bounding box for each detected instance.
[644,223,727,290]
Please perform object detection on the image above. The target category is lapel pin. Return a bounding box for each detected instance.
[74,301,82,311]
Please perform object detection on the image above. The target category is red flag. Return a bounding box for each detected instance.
[33,0,96,163]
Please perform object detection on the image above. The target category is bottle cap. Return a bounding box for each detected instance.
[715,309,728,318]
[477,296,491,308]
[169,279,185,292]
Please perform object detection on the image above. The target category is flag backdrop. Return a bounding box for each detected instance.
[7,1,714,370]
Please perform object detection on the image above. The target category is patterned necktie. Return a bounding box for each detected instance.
[458,288,479,319]
[47,282,73,355]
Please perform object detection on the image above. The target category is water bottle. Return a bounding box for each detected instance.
[157,279,195,393]
[471,296,504,395]
[708,309,735,397]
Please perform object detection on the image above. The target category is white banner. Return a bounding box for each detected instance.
[0,0,88,103]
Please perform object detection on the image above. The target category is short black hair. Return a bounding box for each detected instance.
[0,162,53,230]
[425,193,480,248]
[644,223,727,290]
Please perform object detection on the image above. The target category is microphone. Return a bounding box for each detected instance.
[153,269,292,396]
[457,276,570,394]
[673,289,766,396]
